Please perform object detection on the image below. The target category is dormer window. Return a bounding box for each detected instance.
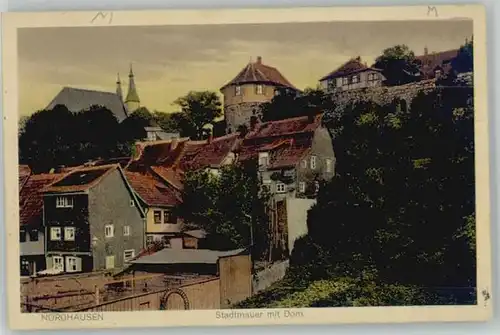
[342,77,349,85]
[258,152,269,167]
[235,85,242,96]
[368,73,378,82]
[56,196,73,208]
[256,84,264,95]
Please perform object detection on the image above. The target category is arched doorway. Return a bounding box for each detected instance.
[159,288,190,310]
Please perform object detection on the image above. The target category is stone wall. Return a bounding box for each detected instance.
[252,260,289,293]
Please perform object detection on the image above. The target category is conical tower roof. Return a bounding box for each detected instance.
[125,64,140,103]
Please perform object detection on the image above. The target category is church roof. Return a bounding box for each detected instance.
[220,56,297,91]
[46,86,129,122]
[125,65,140,103]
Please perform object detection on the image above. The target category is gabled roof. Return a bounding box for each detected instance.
[245,114,323,140]
[124,171,181,208]
[237,115,322,169]
[46,87,128,122]
[416,49,459,79]
[43,164,117,194]
[19,173,66,226]
[319,57,382,81]
[221,57,298,91]
[150,166,184,190]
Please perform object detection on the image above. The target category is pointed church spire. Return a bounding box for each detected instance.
[125,63,140,112]
[116,73,123,100]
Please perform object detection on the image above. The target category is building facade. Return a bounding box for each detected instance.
[41,164,145,274]
[319,56,385,93]
[237,114,335,257]
[220,56,299,134]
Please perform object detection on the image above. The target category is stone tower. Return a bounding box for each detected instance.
[220,56,298,134]
[125,64,140,112]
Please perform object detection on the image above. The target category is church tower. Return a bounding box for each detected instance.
[125,64,140,112]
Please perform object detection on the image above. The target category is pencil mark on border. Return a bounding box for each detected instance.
[90,12,114,24]
[427,6,438,17]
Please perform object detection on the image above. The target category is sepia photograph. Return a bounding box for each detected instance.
[1,5,491,330]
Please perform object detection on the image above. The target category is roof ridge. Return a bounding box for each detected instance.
[62,86,119,96]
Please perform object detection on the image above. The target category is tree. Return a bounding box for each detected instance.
[260,87,331,122]
[19,104,130,172]
[120,106,156,141]
[373,44,422,86]
[172,91,222,140]
[452,38,473,74]
[153,110,180,133]
[175,160,271,259]
[292,81,475,302]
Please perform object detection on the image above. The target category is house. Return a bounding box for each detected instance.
[236,114,335,257]
[45,64,141,122]
[415,47,459,80]
[124,170,186,246]
[41,164,145,274]
[144,127,180,142]
[220,56,299,134]
[19,170,67,276]
[319,56,385,92]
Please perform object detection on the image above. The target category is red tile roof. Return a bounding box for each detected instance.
[221,57,298,91]
[238,115,321,169]
[19,165,31,190]
[19,173,66,226]
[246,114,322,140]
[176,134,241,171]
[320,57,381,81]
[416,49,459,79]
[124,171,181,207]
[150,166,184,190]
[43,164,118,193]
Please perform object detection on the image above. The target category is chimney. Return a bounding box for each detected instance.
[256,56,262,64]
[171,137,179,150]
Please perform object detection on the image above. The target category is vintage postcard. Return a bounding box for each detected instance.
[1,4,491,330]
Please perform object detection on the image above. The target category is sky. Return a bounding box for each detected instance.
[18,20,473,117]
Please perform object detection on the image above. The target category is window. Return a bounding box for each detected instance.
[256,84,264,95]
[163,211,177,224]
[123,225,130,236]
[314,181,320,193]
[435,69,443,77]
[56,196,73,208]
[130,200,135,207]
[299,182,306,193]
[64,227,75,241]
[147,131,156,141]
[65,257,78,273]
[105,255,115,269]
[146,236,154,245]
[258,152,269,167]
[274,88,280,96]
[104,224,114,238]
[342,77,349,85]
[29,229,38,241]
[20,230,26,243]
[50,227,61,241]
[124,250,136,262]
[325,159,333,173]
[276,183,286,193]
[52,256,63,271]
[154,211,162,224]
[301,159,307,168]
[327,79,336,89]
[351,75,360,84]
[368,73,378,82]
[235,85,242,96]
[310,156,317,169]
